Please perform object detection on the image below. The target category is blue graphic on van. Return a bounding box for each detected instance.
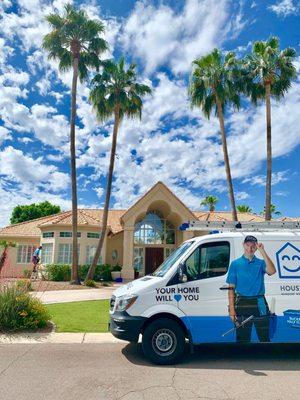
[276,242,300,279]
[181,315,300,344]
[283,310,300,328]
[174,294,182,302]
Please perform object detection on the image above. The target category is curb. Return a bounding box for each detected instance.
[0,332,127,344]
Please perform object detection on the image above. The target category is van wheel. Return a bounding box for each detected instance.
[142,318,186,365]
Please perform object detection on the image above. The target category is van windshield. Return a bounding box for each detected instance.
[151,241,195,278]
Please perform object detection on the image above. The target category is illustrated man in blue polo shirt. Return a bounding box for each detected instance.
[226,235,276,343]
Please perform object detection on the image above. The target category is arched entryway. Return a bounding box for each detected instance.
[133,209,179,275]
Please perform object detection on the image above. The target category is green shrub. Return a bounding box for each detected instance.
[85,279,96,288]
[111,264,122,272]
[42,263,112,282]
[16,279,32,292]
[79,264,112,282]
[23,269,32,279]
[0,285,50,332]
[45,264,71,281]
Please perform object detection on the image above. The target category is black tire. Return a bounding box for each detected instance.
[142,318,186,365]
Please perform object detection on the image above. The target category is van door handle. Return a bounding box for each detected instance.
[219,285,234,291]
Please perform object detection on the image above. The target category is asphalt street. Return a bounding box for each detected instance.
[0,342,299,400]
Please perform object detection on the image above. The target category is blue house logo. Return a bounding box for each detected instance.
[276,242,300,279]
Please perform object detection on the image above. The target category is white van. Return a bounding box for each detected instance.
[109,229,300,364]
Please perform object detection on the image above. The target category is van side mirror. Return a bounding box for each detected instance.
[178,263,188,283]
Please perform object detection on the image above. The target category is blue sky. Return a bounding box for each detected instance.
[0,0,300,227]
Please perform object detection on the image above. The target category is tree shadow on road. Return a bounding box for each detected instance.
[122,342,300,375]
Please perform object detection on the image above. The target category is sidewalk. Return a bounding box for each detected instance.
[31,283,124,304]
[0,332,128,344]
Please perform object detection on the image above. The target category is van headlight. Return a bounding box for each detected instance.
[115,295,138,312]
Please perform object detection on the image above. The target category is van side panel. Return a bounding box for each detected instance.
[178,236,300,344]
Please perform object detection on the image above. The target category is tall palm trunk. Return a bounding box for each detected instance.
[0,247,8,274]
[216,98,238,222]
[86,105,120,281]
[70,52,80,284]
[265,81,272,221]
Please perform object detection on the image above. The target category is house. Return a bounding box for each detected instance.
[0,181,266,280]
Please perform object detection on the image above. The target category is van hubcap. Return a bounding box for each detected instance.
[152,329,177,356]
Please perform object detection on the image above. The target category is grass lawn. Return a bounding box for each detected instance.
[46,300,110,332]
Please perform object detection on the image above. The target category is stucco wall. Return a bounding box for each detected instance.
[0,236,40,278]
[105,231,124,267]
[0,226,110,278]
[40,226,107,265]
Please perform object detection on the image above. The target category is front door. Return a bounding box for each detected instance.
[145,247,164,275]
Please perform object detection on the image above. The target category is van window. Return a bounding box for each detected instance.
[152,241,195,277]
[185,241,230,281]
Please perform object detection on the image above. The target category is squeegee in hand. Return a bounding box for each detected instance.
[222,315,254,337]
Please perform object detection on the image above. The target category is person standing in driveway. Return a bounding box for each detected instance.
[226,235,276,342]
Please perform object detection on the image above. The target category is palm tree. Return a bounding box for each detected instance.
[200,195,218,212]
[237,205,252,213]
[242,37,297,221]
[260,204,281,218]
[0,240,16,275]
[189,49,241,222]
[43,4,108,284]
[85,58,152,281]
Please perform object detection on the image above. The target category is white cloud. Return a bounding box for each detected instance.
[0,0,299,219]
[0,38,14,67]
[121,0,233,74]
[0,184,70,228]
[242,171,289,187]
[0,126,12,144]
[46,153,65,162]
[236,191,250,200]
[77,61,300,212]
[94,187,104,199]
[0,146,69,193]
[269,0,299,17]
[274,191,288,196]
[18,137,34,144]
[0,0,12,12]
[0,71,71,147]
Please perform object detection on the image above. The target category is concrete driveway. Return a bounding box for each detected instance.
[0,342,299,400]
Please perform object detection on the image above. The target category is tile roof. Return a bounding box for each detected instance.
[192,211,266,222]
[0,209,126,237]
[280,217,300,221]
[0,208,272,238]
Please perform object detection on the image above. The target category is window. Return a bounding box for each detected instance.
[58,244,80,264]
[134,211,175,245]
[185,241,230,281]
[112,250,118,261]
[87,232,100,239]
[60,232,72,238]
[17,245,35,264]
[185,246,200,280]
[59,232,81,238]
[86,245,102,265]
[152,241,195,278]
[42,232,54,238]
[41,243,53,264]
[165,247,175,259]
[133,248,144,272]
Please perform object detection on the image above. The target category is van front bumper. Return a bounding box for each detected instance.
[109,312,147,343]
